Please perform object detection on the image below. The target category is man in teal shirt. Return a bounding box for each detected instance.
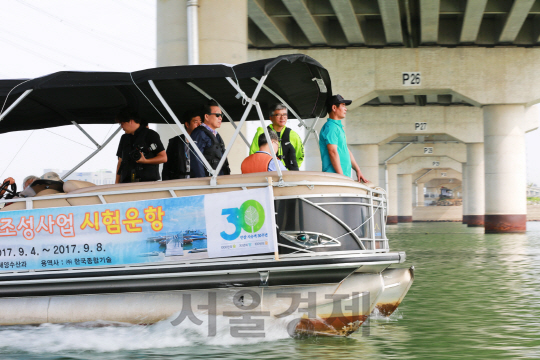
[319,94,368,183]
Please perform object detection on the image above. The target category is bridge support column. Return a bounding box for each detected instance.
[483,105,527,233]
[156,0,248,174]
[462,162,468,224]
[387,164,398,224]
[416,183,424,207]
[350,144,379,185]
[398,174,413,222]
[465,143,485,227]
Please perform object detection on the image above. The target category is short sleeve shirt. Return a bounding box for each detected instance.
[319,118,352,177]
[116,134,128,158]
[116,128,165,159]
[257,151,287,172]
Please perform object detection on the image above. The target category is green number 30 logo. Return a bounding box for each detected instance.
[220,200,265,241]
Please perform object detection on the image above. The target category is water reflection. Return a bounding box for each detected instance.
[2,222,540,359]
[384,222,540,359]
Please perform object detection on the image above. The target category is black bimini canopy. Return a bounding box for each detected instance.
[0,55,332,134]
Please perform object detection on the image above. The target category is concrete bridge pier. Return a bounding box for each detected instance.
[416,183,424,207]
[465,143,485,227]
[387,164,398,224]
[483,105,527,233]
[462,162,468,224]
[397,174,413,223]
[350,144,379,186]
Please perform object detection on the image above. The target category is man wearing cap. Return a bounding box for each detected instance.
[319,95,368,183]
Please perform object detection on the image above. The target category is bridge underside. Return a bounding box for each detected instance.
[158,0,540,233]
[249,0,540,49]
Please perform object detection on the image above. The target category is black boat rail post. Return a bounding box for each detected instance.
[187,80,251,147]
[147,79,216,179]
[212,75,268,186]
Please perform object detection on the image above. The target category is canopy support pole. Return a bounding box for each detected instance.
[212,75,268,185]
[187,81,250,147]
[0,89,33,122]
[71,121,100,148]
[61,126,122,180]
[303,116,320,147]
[148,80,215,178]
[250,77,309,129]
[255,101,283,182]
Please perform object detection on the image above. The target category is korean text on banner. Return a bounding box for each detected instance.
[0,196,207,271]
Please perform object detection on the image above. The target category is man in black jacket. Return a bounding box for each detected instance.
[115,109,167,183]
[162,109,202,180]
[189,100,231,178]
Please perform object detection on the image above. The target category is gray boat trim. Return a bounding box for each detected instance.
[0,250,405,279]
[0,260,400,287]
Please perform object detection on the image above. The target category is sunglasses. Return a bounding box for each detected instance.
[209,113,224,118]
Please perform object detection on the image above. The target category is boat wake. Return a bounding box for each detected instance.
[0,314,294,354]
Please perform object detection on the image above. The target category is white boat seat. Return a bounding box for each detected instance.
[35,189,65,197]
[1,172,373,211]
[63,180,96,193]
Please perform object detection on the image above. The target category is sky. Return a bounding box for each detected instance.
[0,0,539,187]
[0,0,156,186]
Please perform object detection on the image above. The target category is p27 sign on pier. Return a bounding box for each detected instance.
[0,187,277,271]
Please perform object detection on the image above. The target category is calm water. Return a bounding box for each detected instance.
[2,222,540,359]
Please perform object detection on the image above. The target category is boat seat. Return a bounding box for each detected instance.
[1,202,25,211]
[1,172,373,210]
[35,189,65,197]
[63,180,96,193]
[0,189,68,211]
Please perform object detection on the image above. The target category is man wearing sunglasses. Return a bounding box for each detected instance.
[189,100,231,178]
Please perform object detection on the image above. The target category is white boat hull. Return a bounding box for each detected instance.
[0,267,413,336]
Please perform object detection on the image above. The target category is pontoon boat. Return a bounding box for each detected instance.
[0,55,413,337]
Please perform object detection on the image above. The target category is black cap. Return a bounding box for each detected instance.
[328,94,352,108]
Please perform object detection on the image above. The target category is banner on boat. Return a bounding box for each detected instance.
[0,187,277,271]
[204,186,278,258]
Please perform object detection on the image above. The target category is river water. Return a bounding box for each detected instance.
[1,221,540,359]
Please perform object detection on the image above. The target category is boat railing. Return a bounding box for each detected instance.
[0,177,389,255]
